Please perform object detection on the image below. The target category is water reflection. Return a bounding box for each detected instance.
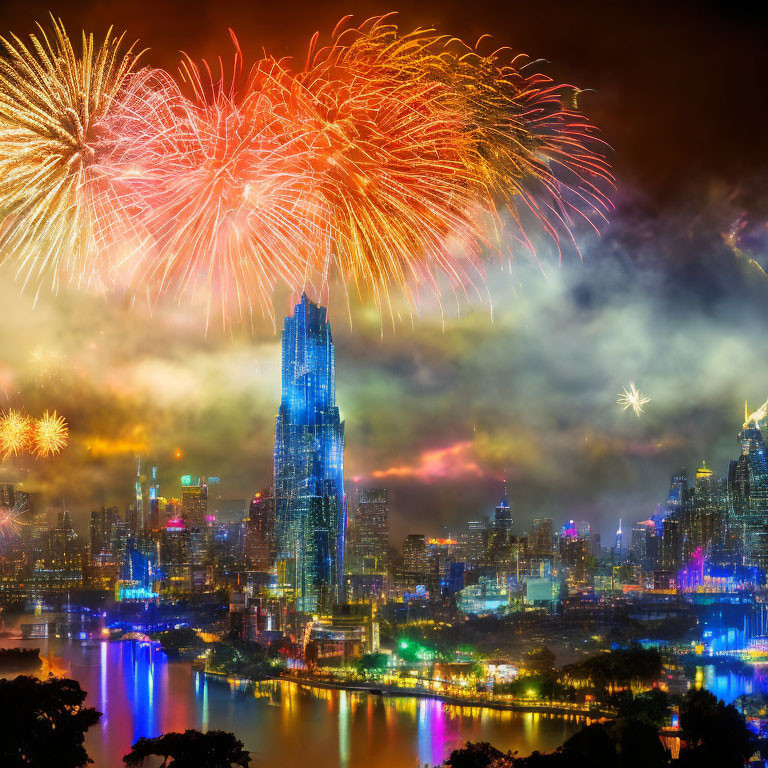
[0,632,577,768]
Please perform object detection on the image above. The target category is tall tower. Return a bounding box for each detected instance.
[274,294,346,612]
[493,482,513,533]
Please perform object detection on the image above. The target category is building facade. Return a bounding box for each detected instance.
[274,294,346,612]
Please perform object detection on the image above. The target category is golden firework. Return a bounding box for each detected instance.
[0,409,32,457]
[0,16,142,292]
[32,410,69,457]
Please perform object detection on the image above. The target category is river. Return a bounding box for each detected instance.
[0,616,579,768]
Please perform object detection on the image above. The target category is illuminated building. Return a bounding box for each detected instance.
[730,416,768,580]
[90,506,119,564]
[559,520,590,587]
[347,487,389,575]
[402,534,428,574]
[116,539,158,601]
[135,457,144,531]
[531,518,554,557]
[493,483,513,534]
[462,519,490,569]
[32,509,85,591]
[245,489,275,574]
[274,294,345,613]
[661,516,681,572]
[457,575,509,616]
[148,465,160,529]
[159,517,191,594]
[181,475,208,526]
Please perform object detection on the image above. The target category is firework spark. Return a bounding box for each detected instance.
[32,410,69,457]
[617,382,651,418]
[0,409,32,457]
[0,16,613,322]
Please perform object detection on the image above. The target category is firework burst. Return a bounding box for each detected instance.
[32,410,69,457]
[0,16,143,293]
[0,16,613,323]
[0,505,22,540]
[0,409,32,457]
[617,382,651,418]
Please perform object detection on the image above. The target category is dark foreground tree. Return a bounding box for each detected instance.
[0,675,101,768]
[123,729,250,768]
[677,689,752,768]
[445,741,505,768]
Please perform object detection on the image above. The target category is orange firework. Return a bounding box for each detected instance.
[0,409,32,457]
[32,410,69,457]
[274,19,487,313]
[0,16,613,323]
[106,42,325,323]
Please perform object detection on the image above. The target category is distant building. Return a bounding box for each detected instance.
[493,484,513,534]
[90,506,119,564]
[402,534,428,574]
[181,475,208,526]
[348,488,389,575]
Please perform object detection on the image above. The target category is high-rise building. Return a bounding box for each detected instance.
[348,488,389,575]
[181,475,208,526]
[274,294,346,612]
[402,534,428,574]
[531,518,554,557]
[730,416,768,579]
[245,489,275,573]
[493,484,513,534]
[149,466,160,529]
[90,506,119,564]
[135,457,144,531]
[462,519,490,569]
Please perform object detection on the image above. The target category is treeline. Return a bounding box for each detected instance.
[446,688,756,768]
[494,646,664,705]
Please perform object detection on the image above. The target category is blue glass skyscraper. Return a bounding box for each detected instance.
[274,294,345,612]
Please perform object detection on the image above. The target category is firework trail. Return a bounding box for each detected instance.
[0,16,613,322]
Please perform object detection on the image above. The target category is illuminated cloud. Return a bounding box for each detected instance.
[367,441,485,483]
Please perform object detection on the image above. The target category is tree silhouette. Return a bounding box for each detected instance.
[0,675,101,768]
[677,689,752,768]
[123,729,250,768]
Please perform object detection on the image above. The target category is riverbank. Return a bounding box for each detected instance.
[202,669,614,719]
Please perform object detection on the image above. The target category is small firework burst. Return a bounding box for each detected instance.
[0,505,21,539]
[0,409,32,457]
[32,410,69,457]
[617,382,651,418]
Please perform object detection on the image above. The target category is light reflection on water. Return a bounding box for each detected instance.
[0,634,577,768]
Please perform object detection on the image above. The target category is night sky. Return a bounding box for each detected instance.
[0,0,767,543]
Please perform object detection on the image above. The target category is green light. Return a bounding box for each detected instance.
[399,640,409,649]
[181,475,192,486]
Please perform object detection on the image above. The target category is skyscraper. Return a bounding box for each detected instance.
[348,488,389,574]
[493,484,513,533]
[181,475,208,526]
[731,415,768,579]
[274,294,346,612]
[149,466,160,530]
